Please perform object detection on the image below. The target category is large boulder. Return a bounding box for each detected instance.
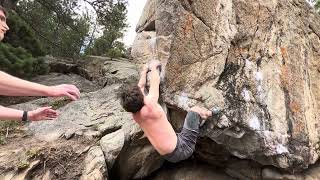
[80,146,108,180]
[46,56,138,87]
[100,129,125,170]
[136,0,156,32]
[30,73,100,93]
[110,137,164,180]
[148,161,234,180]
[8,58,139,142]
[10,84,134,142]
[132,0,320,171]
[6,58,164,179]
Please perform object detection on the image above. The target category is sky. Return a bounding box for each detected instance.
[77,0,147,48]
[122,0,148,47]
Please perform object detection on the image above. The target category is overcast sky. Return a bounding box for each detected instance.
[122,0,148,47]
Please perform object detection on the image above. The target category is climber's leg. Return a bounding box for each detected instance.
[163,111,200,163]
[162,106,222,162]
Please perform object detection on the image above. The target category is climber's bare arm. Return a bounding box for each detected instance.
[138,65,148,96]
[147,61,161,103]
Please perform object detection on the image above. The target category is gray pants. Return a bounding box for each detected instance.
[163,111,200,163]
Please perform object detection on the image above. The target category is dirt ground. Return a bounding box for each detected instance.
[0,123,98,180]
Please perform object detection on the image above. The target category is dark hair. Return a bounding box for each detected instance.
[119,83,144,113]
[0,6,7,17]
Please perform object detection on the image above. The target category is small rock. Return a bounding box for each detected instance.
[64,129,75,140]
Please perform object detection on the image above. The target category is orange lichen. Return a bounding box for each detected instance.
[280,47,288,62]
[289,100,302,114]
[292,121,305,134]
[183,14,193,36]
[232,48,247,57]
[280,65,291,88]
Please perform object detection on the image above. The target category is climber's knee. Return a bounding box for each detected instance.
[163,128,198,163]
[183,111,201,132]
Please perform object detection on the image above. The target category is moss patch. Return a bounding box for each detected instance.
[0,120,23,145]
[17,160,30,169]
[49,98,72,110]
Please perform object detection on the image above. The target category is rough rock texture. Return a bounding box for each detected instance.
[9,58,139,142]
[111,138,164,180]
[0,138,93,180]
[46,56,138,87]
[132,0,320,171]
[10,84,131,142]
[80,146,108,180]
[30,73,100,93]
[100,129,125,169]
[5,58,164,180]
[131,31,157,64]
[1,161,40,180]
[194,137,232,167]
[100,58,139,87]
[147,161,234,180]
[136,0,156,32]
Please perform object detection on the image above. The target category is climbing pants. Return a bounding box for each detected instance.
[163,111,200,163]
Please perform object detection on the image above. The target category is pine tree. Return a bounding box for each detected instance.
[3,10,45,57]
[0,43,49,78]
[84,0,128,57]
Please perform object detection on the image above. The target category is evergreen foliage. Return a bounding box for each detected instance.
[316,0,320,10]
[0,43,49,78]
[85,0,128,57]
[0,9,48,78]
[16,0,91,58]
[0,0,129,78]
[3,10,45,57]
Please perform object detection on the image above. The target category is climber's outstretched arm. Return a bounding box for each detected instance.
[138,65,149,96]
[147,61,161,103]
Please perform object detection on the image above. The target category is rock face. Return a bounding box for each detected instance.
[46,56,138,87]
[31,73,100,93]
[147,161,234,180]
[132,0,320,171]
[100,129,125,169]
[5,58,164,180]
[80,146,108,180]
[111,140,164,180]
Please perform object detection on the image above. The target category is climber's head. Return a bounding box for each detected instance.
[0,6,9,41]
[119,83,144,113]
[0,6,7,18]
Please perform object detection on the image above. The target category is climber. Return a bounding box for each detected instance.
[0,5,81,122]
[119,60,220,162]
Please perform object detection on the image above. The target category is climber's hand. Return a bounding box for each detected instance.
[149,60,161,71]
